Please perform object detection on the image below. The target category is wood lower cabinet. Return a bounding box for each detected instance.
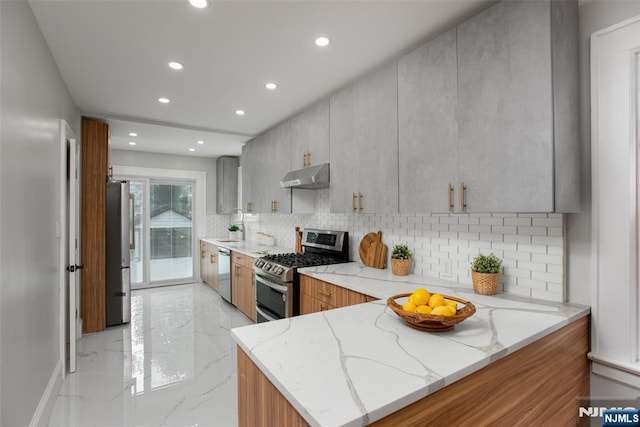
[299,275,376,315]
[200,240,218,292]
[232,252,256,322]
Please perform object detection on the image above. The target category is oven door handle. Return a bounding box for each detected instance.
[255,274,289,293]
[256,306,279,322]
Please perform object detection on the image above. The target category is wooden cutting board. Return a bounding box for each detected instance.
[360,231,387,269]
[295,226,303,254]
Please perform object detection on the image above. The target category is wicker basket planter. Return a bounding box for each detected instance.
[391,259,411,276]
[471,271,500,295]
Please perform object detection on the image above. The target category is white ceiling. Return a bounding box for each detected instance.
[29,0,495,158]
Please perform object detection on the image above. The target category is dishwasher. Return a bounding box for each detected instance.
[218,248,232,303]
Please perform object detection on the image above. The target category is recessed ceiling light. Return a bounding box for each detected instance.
[189,0,208,8]
[128,132,137,137]
[168,61,184,70]
[158,97,170,104]
[265,82,277,90]
[129,141,136,146]
[197,140,204,145]
[189,148,196,152]
[235,110,245,116]
[314,36,331,47]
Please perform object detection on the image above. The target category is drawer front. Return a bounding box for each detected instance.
[300,293,336,315]
[300,275,337,305]
[232,251,254,269]
[300,275,373,308]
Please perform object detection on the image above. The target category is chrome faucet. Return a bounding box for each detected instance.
[229,208,245,240]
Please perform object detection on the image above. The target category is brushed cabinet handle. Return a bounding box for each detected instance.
[246,202,252,213]
[201,250,205,259]
[352,193,357,212]
[306,151,311,167]
[358,192,363,212]
[460,182,467,212]
[448,183,454,212]
[210,254,216,264]
[318,289,332,297]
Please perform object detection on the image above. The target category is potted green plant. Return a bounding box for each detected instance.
[228,224,240,240]
[390,244,413,276]
[470,253,503,295]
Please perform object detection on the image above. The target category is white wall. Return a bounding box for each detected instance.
[568,0,640,396]
[0,2,79,426]
[111,149,218,215]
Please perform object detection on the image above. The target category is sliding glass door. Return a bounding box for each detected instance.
[123,177,196,289]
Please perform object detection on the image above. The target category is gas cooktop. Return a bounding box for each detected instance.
[258,253,345,269]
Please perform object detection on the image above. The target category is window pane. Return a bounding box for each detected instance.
[149,182,194,281]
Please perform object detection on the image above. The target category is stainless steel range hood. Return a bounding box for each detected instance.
[280,163,330,189]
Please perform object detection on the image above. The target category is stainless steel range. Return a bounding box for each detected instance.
[253,229,349,323]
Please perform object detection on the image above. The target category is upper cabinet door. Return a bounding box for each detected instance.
[398,28,459,213]
[457,1,555,212]
[264,122,292,214]
[290,100,330,170]
[241,140,256,213]
[329,62,399,214]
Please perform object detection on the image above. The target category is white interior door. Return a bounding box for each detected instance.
[59,120,80,377]
[68,132,81,373]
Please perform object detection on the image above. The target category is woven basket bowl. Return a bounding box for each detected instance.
[391,259,411,276]
[471,271,500,295]
[386,293,476,332]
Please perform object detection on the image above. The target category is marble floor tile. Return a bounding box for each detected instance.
[48,283,252,427]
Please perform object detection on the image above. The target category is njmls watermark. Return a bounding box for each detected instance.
[577,398,640,426]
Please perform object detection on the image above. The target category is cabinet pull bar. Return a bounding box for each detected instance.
[201,250,205,259]
[448,183,454,212]
[352,193,357,212]
[358,192,363,212]
[460,182,467,212]
[210,254,216,263]
[318,290,332,297]
[273,200,277,213]
[307,151,311,167]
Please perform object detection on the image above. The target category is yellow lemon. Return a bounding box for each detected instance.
[431,305,453,316]
[402,301,417,313]
[415,305,432,315]
[411,288,430,306]
[445,300,458,314]
[428,293,445,308]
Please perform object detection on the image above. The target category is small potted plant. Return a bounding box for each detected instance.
[470,253,503,295]
[228,224,240,240]
[390,244,413,276]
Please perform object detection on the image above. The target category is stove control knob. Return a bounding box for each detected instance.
[276,267,284,275]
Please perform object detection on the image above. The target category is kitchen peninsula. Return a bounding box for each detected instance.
[232,263,590,426]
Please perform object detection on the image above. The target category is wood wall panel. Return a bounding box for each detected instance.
[237,316,589,426]
[81,117,109,333]
[371,316,589,426]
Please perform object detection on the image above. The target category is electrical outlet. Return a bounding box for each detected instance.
[442,260,452,278]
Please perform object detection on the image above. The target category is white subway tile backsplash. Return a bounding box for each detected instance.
[206,190,565,302]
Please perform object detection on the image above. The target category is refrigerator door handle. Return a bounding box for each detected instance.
[129,194,135,250]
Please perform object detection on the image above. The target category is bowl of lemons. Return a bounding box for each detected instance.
[386,288,476,332]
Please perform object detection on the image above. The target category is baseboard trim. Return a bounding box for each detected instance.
[29,359,62,427]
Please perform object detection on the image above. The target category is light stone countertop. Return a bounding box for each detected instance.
[231,262,590,427]
[201,237,291,258]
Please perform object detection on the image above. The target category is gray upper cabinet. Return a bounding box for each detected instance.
[330,62,399,214]
[240,124,292,214]
[398,28,459,213]
[262,123,292,214]
[290,100,330,170]
[241,142,255,213]
[216,156,239,214]
[456,0,579,212]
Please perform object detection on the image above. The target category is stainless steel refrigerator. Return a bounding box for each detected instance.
[105,180,132,326]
